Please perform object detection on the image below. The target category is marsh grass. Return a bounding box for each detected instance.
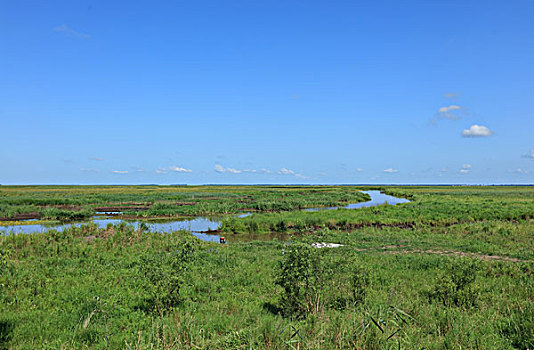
[0,186,370,221]
[0,186,533,349]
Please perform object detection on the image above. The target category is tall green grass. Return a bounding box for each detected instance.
[0,186,533,349]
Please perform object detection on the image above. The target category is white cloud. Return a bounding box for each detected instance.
[278,168,296,175]
[155,166,193,174]
[215,164,272,174]
[111,170,128,174]
[383,168,399,173]
[80,168,99,173]
[434,105,464,121]
[438,105,462,113]
[514,168,530,174]
[169,166,192,173]
[54,24,90,39]
[278,168,307,179]
[214,164,303,177]
[461,124,493,137]
[522,150,534,159]
[356,167,364,172]
[459,164,471,174]
[214,164,242,174]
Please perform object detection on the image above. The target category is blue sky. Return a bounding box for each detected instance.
[1,0,533,185]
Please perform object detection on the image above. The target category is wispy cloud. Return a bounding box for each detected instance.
[512,168,530,174]
[213,164,304,178]
[54,24,90,39]
[522,150,534,159]
[443,92,460,99]
[169,166,192,173]
[111,170,128,174]
[436,105,464,120]
[461,124,493,137]
[215,164,243,174]
[89,157,104,161]
[383,168,399,173]
[278,168,307,179]
[278,168,296,175]
[80,168,99,173]
[155,166,193,174]
[214,164,271,174]
[459,164,471,174]
[356,167,364,172]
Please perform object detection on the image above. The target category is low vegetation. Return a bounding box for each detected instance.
[0,185,370,221]
[0,185,533,349]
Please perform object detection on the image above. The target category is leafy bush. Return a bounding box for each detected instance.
[275,243,370,318]
[139,237,199,312]
[0,247,7,296]
[275,243,323,317]
[428,258,480,307]
[0,248,6,277]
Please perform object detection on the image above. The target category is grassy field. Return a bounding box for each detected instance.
[0,185,370,221]
[0,185,533,349]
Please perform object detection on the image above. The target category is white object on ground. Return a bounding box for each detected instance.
[311,242,344,248]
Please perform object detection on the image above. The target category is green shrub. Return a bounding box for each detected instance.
[0,248,6,276]
[0,247,10,296]
[275,243,323,317]
[139,237,199,312]
[275,244,369,317]
[428,258,480,308]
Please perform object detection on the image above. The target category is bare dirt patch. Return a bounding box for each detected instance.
[356,245,533,263]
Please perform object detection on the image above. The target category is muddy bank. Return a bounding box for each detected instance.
[0,212,41,221]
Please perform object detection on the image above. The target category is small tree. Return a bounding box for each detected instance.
[0,247,9,298]
[139,239,198,313]
[276,243,325,317]
[428,258,480,307]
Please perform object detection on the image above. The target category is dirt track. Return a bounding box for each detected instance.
[354,245,533,263]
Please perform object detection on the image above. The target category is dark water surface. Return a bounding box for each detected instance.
[0,190,409,242]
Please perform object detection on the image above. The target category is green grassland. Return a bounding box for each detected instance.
[0,185,533,349]
[0,186,370,221]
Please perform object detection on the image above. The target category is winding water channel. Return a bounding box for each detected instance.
[0,190,409,242]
